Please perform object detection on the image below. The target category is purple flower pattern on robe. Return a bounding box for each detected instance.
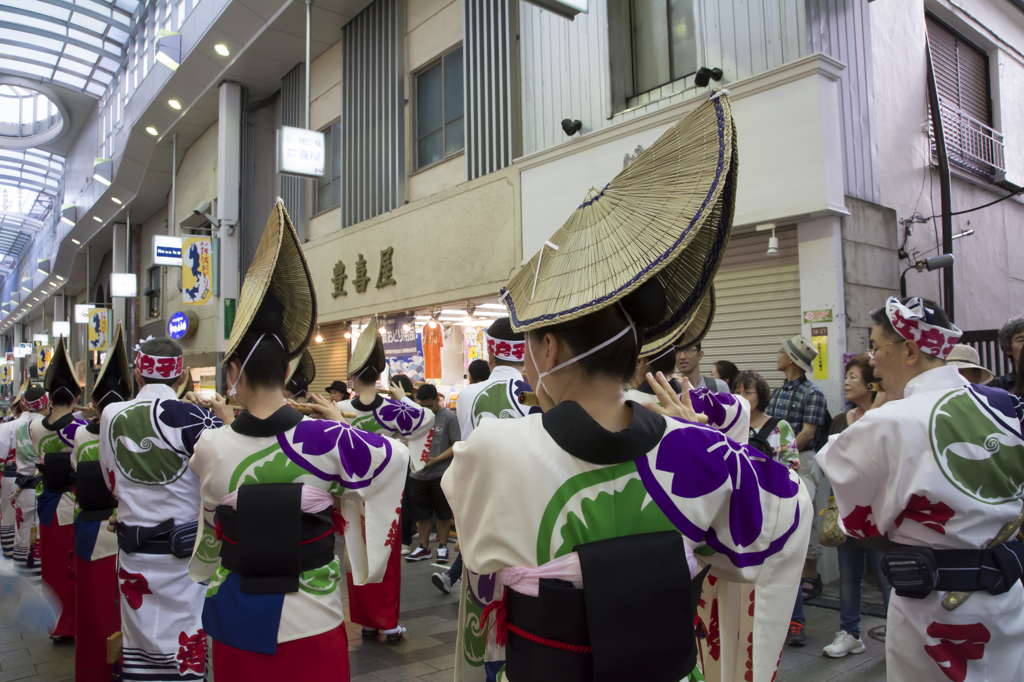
[689,387,741,434]
[654,420,799,549]
[278,418,393,488]
[374,399,425,436]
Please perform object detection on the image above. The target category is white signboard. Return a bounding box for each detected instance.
[74,304,92,323]
[52,321,71,338]
[153,235,183,266]
[276,126,326,178]
[33,334,48,345]
[111,273,138,297]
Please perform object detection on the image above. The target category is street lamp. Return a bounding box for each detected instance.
[900,254,954,298]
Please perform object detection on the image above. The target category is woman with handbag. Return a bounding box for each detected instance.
[821,353,892,659]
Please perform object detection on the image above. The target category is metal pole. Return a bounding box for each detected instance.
[925,43,954,322]
[171,133,177,237]
[305,0,312,131]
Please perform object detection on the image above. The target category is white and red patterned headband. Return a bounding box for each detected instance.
[885,297,962,360]
[485,332,525,363]
[135,350,184,379]
[21,393,49,411]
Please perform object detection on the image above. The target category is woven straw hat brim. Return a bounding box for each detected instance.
[176,368,195,398]
[93,323,130,400]
[502,93,736,333]
[287,350,316,386]
[350,316,386,377]
[224,200,317,365]
[44,337,77,389]
[640,287,716,357]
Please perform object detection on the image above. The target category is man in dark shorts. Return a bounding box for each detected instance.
[405,384,460,563]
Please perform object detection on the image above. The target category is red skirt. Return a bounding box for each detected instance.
[74,553,119,682]
[212,622,350,681]
[40,521,75,638]
[346,540,401,630]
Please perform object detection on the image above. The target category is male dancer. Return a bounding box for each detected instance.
[818,297,1024,680]
[99,337,221,680]
[0,398,25,558]
[11,387,50,583]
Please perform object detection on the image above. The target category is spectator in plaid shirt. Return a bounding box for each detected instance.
[766,334,828,648]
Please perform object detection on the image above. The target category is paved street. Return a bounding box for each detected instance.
[2,543,887,682]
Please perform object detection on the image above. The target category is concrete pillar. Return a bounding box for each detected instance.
[12,323,22,396]
[216,82,242,388]
[111,222,128,336]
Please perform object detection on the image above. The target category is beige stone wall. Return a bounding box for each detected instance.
[162,121,220,367]
[307,164,521,324]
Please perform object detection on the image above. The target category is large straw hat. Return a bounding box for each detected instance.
[349,316,386,377]
[639,287,716,358]
[44,336,77,389]
[502,92,737,338]
[224,199,317,364]
[94,323,131,402]
[286,350,316,390]
[176,367,195,398]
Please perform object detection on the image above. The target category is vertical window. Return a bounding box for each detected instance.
[630,0,698,95]
[146,266,161,318]
[415,45,464,171]
[316,121,341,214]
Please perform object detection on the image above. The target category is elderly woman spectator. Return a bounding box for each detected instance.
[733,370,799,470]
[822,353,893,659]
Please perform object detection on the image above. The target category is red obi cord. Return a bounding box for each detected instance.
[477,590,593,655]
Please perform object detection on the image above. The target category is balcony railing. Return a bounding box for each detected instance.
[930,99,1006,181]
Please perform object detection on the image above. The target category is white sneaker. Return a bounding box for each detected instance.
[432,572,452,594]
[401,544,413,556]
[823,631,866,658]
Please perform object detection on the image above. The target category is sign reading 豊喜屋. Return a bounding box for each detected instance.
[381,315,417,357]
[182,236,214,306]
[276,126,326,178]
[87,309,109,350]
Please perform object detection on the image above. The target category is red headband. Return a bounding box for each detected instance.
[21,393,49,411]
[485,332,525,363]
[885,297,963,360]
[135,351,184,379]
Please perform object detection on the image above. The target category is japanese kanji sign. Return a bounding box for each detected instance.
[182,236,214,306]
[87,309,109,351]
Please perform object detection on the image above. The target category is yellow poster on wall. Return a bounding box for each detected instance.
[88,308,109,350]
[182,236,214,306]
[812,331,829,381]
[1,364,12,385]
[36,346,52,372]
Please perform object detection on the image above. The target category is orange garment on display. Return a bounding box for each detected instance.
[424,323,443,379]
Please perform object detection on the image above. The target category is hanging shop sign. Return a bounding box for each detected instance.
[276,126,326,178]
[153,235,183,266]
[19,343,32,356]
[167,311,198,341]
[381,314,417,357]
[74,304,92,323]
[1,364,11,384]
[52,321,70,339]
[182,236,214,306]
[111,273,138,297]
[33,334,48,345]
[4,352,12,363]
[87,308,110,350]
[36,346,52,372]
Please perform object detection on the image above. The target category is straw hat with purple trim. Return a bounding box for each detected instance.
[501,91,738,346]
[224,199,317,365]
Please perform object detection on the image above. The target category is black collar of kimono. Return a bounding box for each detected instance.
[86,420,100,435]
[42,413,75,431]
[542,400,666,465]
[637,377,683,396]
[231,406,304,437]
[351,395,384,412]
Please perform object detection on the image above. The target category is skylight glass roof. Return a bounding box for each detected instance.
[0,0,139,98]
[0,148,63,270]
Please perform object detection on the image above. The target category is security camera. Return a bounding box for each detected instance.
[561,119,583,137]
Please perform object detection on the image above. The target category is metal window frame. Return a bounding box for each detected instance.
[413,43,466,173]
[627,0,701,99]
[313,118,342,216]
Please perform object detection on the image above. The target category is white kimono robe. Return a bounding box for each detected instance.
[11,412,45,583]
[0,413,28,559]
[443,397,809,682]
[72,423,118,562]
[452,365,537,681]
[817,366,1024,681]
[99,383,222,681]
[188,407,409,654]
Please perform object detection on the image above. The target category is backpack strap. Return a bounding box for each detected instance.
[755,417,781,443]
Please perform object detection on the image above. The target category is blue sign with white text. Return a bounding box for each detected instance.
[168,312,189,340]
[157,245,182,260]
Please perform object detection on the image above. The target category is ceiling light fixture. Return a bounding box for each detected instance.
[111,197,122,205]
[93,216,102,222]
[93,173,111,187]
[146,126,158,136]
[60,216,75,227]
[168,99,181,110]
[71,239,80,245]
[314,325,323,343]
[215,44,229,56]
